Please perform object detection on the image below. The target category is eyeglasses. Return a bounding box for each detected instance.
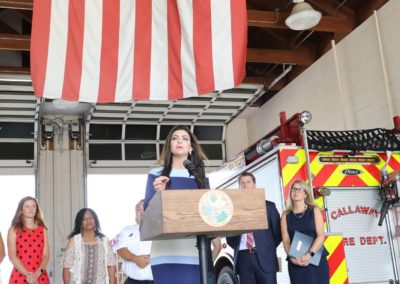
[291,187,305,193]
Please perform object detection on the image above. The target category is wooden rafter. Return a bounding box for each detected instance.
[0,0,33,10]
[0,66,30,73]
[0,33,30,50]
[308,0,355,17]
[247,10,355,33]
[356,0,389,23]
[247,47,316,65]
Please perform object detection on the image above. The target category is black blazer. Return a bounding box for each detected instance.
[227,200,282,274]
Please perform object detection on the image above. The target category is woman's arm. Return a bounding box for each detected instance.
[62,267,71,284]
[0,232,5,263]
[62,237,75,284]
[32,228,50,281]
[309,206,325,254]
[108,265,116,284]
[7,227,31,277]
[106,240,116,284]
[280,212,290,254]
[211,237,221,262]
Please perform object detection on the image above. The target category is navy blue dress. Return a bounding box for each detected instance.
[286,207,329,284]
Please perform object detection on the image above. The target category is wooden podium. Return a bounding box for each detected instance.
[140,188,268,240]
[140,188,268,284]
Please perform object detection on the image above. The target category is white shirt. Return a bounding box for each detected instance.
[239,233,257,250]
[113,224,153,280]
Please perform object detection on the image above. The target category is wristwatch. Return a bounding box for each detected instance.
[308,251,315,257]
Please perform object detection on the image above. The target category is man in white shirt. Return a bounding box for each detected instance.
[113,200,153,284]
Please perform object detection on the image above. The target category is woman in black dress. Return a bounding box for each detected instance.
[281,180,329,284]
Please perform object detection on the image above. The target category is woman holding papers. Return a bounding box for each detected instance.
[144,125,221,284]
[281,180,329,284]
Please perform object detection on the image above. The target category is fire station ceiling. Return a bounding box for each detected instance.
[0,0,391,124]
[0,73,262,125]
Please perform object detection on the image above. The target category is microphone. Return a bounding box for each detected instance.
[183,159,197,177]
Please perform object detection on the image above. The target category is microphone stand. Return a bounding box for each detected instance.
[197,235,210,284]
[190,162,212,284]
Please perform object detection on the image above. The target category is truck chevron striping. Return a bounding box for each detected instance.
[309,152,400,187]
[280,148,307,199]
[325,235,349,284]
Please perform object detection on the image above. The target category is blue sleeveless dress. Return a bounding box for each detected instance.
[286,207,329,284]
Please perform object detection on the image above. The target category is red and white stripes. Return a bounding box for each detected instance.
[30,0,247,103]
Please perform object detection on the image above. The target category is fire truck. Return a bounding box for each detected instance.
[211,111,400,284]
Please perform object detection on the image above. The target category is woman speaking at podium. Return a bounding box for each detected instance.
[144,125,220,284]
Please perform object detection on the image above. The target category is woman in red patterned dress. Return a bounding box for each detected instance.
[7,196,50,284]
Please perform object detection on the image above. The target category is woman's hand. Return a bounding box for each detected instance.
[153,176,169,192]
[26,272,37,283]
[293,253,311,266]
[289,257,301,266]
[30,269,43,283]
[289,257,303,266]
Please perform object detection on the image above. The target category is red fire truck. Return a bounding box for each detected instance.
[211,111,400,284]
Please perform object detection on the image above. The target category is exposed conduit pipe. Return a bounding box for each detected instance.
[374,10,394,121]
[266,64,293,90]
[331,40,352,130]
[226,65,293,124]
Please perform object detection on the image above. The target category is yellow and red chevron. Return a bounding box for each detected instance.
[325,235,349,284]
[279,148,308,199]
[310,151,400,187]
[279,148,400,194]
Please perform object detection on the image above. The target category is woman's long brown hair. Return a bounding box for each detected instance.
[11,196,47,231]
[159,125,208,188]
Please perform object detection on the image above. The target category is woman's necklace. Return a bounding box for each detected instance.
[293,205,308,219]
[83,233,97,243]
[24,221,38,230]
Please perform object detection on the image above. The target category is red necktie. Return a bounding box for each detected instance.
[246,232,255,249]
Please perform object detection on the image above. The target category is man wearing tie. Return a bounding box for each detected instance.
[226,172,282,284]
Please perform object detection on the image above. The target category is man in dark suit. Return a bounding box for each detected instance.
[227,172,282,284]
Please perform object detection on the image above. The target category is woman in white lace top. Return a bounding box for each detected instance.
[62,208,116,284]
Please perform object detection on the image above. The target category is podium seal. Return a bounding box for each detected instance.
[198,190,234,227]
